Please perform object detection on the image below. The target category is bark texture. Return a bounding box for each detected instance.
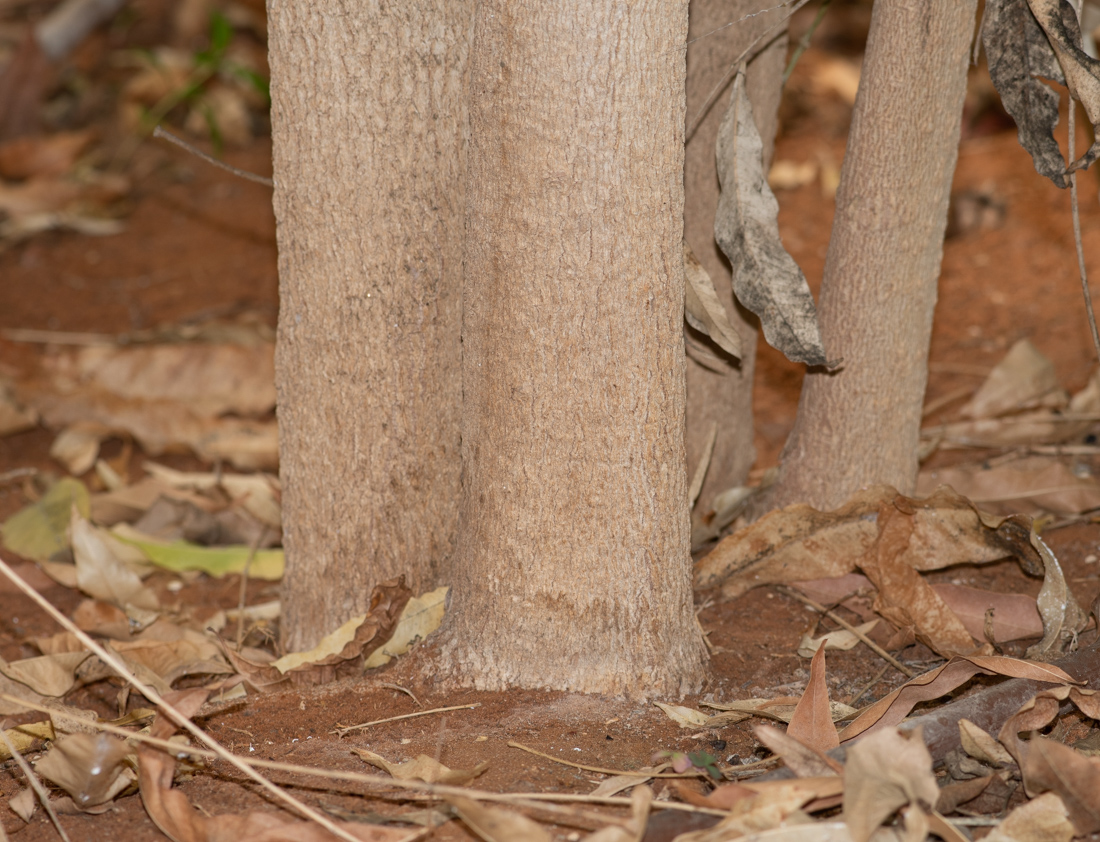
[684,0,787,513]
[767,0,977,512]
[270,1,470,650]
[440,0,706,696]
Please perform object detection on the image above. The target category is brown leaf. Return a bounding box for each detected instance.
[683,240,741,359]
[984,792,1075,842]
[0,130,95,180]
[754,723,843,778]
[860,505,980,657]
[787,643,839,752]
[932,585,1043,644]
[960,339,1064,419]
[842,727,938,842]
[449,796,553,842]
[840,655,1077,743]
[33,732,134,809]
[918,457,1100,516]
[354,749,488,785]
[696,486,1018,598]
[228,578,411,689]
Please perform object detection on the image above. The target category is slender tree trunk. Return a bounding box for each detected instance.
[439,0,705,697]
[270,1,471,650]
[765,0,977,513]
[684,1,787,513]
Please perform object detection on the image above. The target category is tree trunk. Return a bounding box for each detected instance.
[270,1,471,650]
[439,0,706,697]
[684,1,787,515]
[765,0,977,513]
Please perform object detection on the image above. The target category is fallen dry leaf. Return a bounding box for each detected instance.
[754,723,843,778]
[449,795,553,842]
[842,727,938,842]
[354,749,488,785]
[787,643,839,753]
[840,654,1077,743]
[918,456,1100,516]
[227,578,410,689]
[983,792,1074,842]
[797,621,879,659]
[33,732,134,810]
[960,338,1065,419]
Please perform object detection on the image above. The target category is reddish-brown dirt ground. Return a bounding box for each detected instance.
[2,2,1100,840]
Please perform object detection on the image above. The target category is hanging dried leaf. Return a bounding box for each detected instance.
[983,0,1071,186]
[1026,0,1100,172]
[714,69,827,366]
[683,240,741,359]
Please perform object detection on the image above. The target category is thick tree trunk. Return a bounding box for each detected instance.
[439,0,705,697]
[684,0,787,514]
[765,0,977,512]
[270,1,470,650]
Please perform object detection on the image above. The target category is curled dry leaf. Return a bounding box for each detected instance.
[226,578,411,689]
[34,732,134,810]
[840,654,1077,743]
[842,727,938,842]
[714,69,827,366]
[654,701,711,729]
[71,512,159,616]
[364,585,448,669]
[958,718,1014,767]
[683,240,741,359]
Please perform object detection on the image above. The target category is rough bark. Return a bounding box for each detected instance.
[270,1,470,650]
[766,0,977,512]
[440,0,706,697]
[684,0,787,513]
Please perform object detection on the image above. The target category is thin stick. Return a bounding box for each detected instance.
[334,703,480,736]
[0,553,362,842]
[777,586,915,678]
[153,125,275,188]
[235,525,268,650]
[1068,99,1100,364]
[0,726,71,842]
[783,0,831,85]
[508,741,698,779]
[685,0,812,144]
[0,695,730,818]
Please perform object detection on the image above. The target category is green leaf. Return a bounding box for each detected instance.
[111,525,283,580]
